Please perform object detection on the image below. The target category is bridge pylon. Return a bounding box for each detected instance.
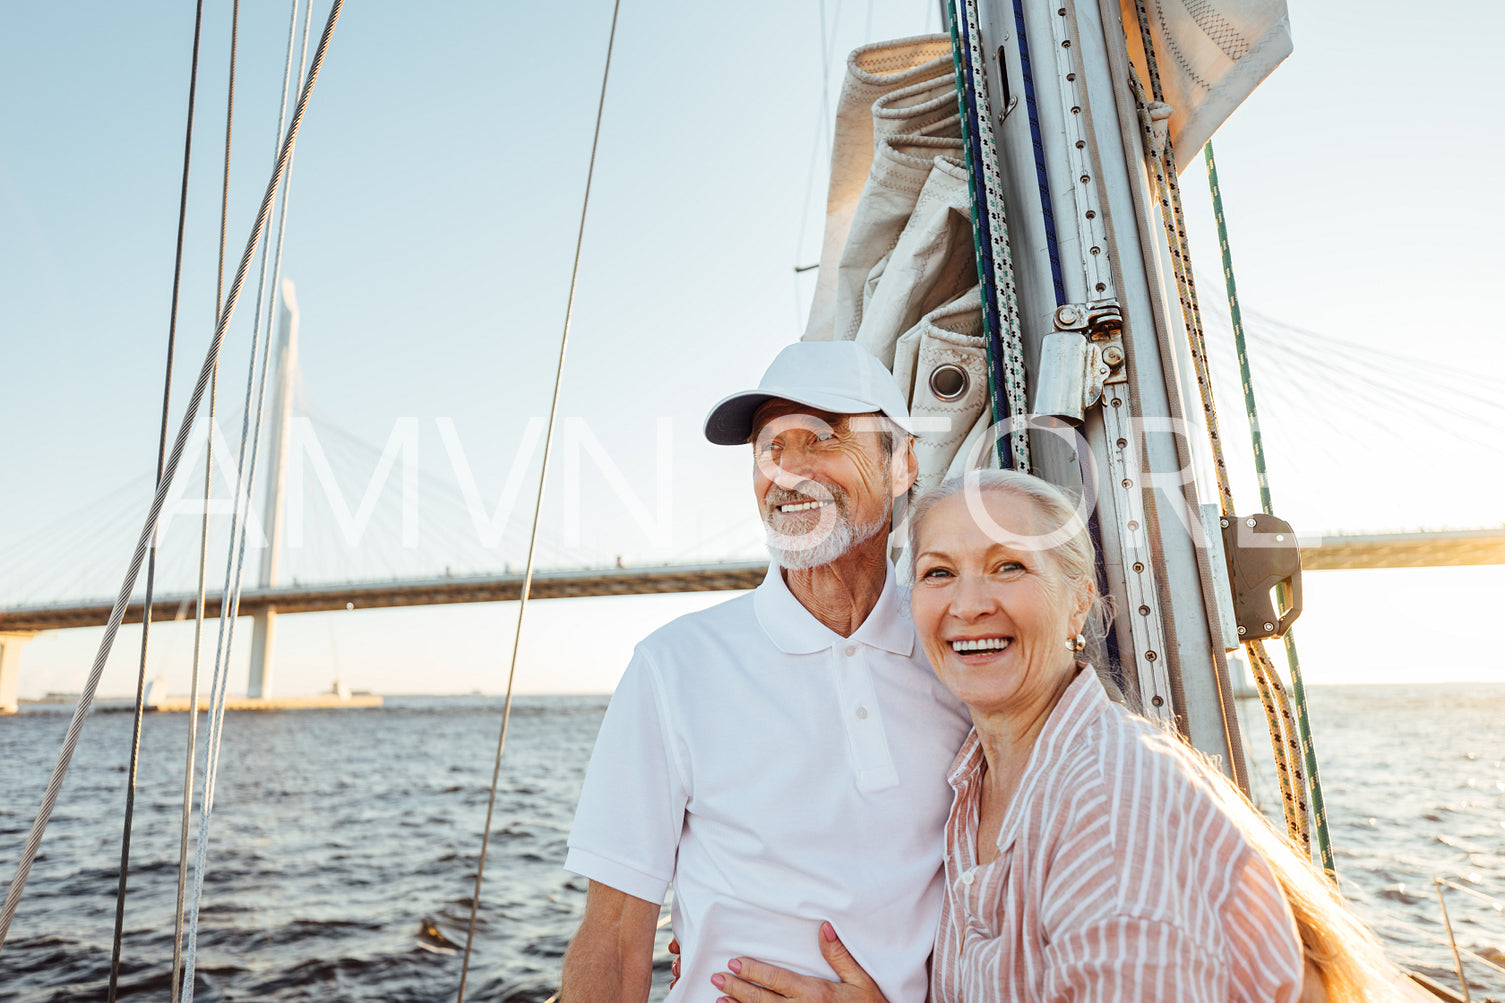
[0,632,37,714]
[247,278,299,700]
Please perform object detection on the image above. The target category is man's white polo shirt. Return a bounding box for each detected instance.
[566,562,970,1003]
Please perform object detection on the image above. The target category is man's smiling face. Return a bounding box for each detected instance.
[749,400,897,569]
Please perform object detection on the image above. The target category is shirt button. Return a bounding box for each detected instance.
[844,644,857,656]
[855,705,868,720]
[961,869,976,886]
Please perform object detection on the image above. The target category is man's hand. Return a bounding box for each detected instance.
[709,922,888,1003]
[560,882,661,1003]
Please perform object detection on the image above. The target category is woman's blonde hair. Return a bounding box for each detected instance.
[908,470,1428,1003]
[1199,754,1427,1002]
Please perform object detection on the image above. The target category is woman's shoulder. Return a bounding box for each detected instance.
[1037,692,1262,888]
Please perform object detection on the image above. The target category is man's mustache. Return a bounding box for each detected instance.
[765,480,843,510]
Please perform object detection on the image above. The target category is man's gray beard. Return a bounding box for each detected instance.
[764,510,887,570]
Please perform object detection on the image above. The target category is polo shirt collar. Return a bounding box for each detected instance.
[753,561,915,657]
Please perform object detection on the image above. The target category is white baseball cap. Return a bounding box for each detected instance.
[703,341,915,446]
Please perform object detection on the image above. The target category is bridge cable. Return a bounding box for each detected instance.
[453,0,623,998]
[105,2,208,996]
[0,0,343,956]
[170,1,238,998]
[180,4,314,999]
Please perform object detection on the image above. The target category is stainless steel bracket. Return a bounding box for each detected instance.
[1032,300,1125,424]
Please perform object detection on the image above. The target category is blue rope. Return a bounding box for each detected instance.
[1001,0,1120,680]
[1009,0,1066,304]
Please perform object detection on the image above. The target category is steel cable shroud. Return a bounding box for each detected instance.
[454,0,623,999]
[106,1,209,996]
[0,0,345,953]
[179,4,315,999]
[170,0,239,995]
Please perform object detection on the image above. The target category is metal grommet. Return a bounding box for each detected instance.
[928,364,970,402]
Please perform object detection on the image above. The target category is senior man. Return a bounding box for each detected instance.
[560,341,969,1002]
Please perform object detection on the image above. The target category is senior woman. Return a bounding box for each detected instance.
[708,471,1421,1003]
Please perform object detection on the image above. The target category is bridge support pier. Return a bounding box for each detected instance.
[247,610,277,700]
[246,279,298,702]
[0,631,36,714]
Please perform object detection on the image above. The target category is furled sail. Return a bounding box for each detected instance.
[801,36,991,497]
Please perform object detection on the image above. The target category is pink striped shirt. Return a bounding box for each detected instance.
[931,668,1304,1003]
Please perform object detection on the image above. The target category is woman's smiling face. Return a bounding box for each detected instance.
[910,488,1090,716]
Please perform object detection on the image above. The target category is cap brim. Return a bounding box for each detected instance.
[703,388,913,446]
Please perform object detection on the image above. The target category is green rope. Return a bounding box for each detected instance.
[1205,140,1335,881]
[947,13,1007,468]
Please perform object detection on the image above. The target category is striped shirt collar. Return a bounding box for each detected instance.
[945,665,1109,850]
[752,561,915,657]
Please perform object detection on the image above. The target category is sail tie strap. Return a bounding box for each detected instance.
[452,1,623,999]
[0,0,343,956]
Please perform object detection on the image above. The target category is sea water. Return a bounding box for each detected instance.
[1,686,1501,1001]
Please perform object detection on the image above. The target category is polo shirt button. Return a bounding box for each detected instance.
[855,705,868,720]
[844,644,857,656]
[961,869,976,886]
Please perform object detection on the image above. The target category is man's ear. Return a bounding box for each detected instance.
[892,437,918,498]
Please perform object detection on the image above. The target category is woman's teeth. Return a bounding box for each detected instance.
[951,637,1012,653]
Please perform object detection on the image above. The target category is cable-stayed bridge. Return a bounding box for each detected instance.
[1,289,1501,712]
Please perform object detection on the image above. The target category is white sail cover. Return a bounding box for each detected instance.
[801,36,991,499]
[797,9,1292,493]
[1123,0,1292,166]
[802,35,956,345]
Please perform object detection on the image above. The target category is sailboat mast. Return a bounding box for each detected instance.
[966,0,1248,780]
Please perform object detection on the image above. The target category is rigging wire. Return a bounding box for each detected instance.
[180,4,315,998]
[790,0,848,333]
[0,0,343,956]
[453,0,623,997]
[106,2,207,994]
[171,0,238,997]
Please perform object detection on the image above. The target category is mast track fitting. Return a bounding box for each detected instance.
[1033,299,1124,424]
[1220,514,1303,641]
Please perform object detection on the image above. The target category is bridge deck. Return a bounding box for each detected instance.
[0,561,771,633]
[1,529,1500,633]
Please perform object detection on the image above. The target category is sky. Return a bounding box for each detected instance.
[1,0,1501,698]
